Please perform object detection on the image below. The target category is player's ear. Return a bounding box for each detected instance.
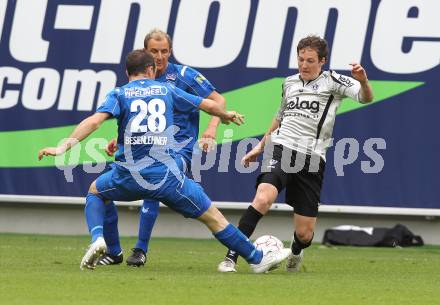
[146,66,155,78]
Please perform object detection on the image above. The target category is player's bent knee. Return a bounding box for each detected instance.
[253,190,276,213]
[295,229,314,244]
[292,231,314,254]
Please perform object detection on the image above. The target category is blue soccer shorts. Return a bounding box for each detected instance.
[95,165,211,218]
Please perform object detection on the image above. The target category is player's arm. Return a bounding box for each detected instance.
[38,112,110,160]
[199,99,244,126]
[172,85,243,126]
[242,80,287,167]
[350,62,373,103]
[179,66,225,151]
[205,91,225,128]
[258,118,281,150]
[200,91,225,151]
[241,118,280,167]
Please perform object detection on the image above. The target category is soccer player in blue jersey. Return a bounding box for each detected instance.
[98,29,226,267]
[38,50,290,273]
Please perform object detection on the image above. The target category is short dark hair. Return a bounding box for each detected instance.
[297,35,328,61]
[125,49,155,76]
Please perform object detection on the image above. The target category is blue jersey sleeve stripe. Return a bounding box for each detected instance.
[173,89,202,108]
[180,65,188,77]
[110,98,119,115]
[177,74,202,96]
[177,73,214,98]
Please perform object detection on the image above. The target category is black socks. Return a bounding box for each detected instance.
[225,206,263,263]
[291,231,313,255]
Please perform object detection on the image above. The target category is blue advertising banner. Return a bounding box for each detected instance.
[0,0,439,209]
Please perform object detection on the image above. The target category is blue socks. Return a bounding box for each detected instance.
[103,201,122,256]
[85,193,105,242]
[102,199,159,254]
[214,224,262,264]
[135,199,160,253]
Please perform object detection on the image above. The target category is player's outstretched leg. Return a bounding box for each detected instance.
[218,206,263,272]
[218,182,277,272]
[126,199,159,267]
[164,175,288,273]
[98,201,123,266]
[199,205,290,273]
[81,192,108,270]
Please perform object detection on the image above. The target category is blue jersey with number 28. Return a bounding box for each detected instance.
[96,78,202,176]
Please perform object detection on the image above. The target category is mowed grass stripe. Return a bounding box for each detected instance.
[0,234,438,305]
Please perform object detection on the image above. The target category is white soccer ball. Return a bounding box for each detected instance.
[253,235,284,252]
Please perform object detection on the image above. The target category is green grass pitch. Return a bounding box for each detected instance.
[0,234,439,305]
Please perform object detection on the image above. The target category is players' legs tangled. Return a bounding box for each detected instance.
[174,179,265,267]
[218,183,278,272]
[198,204,289,273]
[82,168,290,273]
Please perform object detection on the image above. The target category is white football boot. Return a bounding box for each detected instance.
[80,237,107,270]
[217,258,237,273]
[250,248,291,274]
[285,249,304,272]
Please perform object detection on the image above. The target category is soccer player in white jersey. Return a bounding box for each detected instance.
[218,35,373,272]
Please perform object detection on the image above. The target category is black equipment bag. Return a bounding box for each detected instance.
[322,224,424,247]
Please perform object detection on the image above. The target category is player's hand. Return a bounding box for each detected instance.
[105,138,118,156]
[222,111,245,126]
[350,62,368,83]
[38,147,63,160]
[241,146,263,168]
[199,126,217,152]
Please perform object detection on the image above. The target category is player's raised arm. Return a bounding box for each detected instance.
[350,62,374,103]
[38,112,110,160]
